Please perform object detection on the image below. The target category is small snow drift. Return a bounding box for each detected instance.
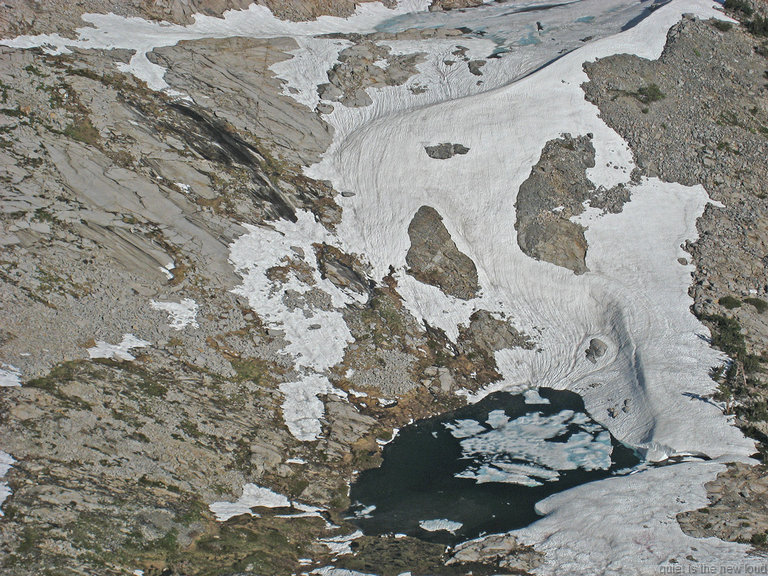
[0,450,15,514]
[209,484,291,522]
[87,334,150,361]
[0,364,21,387]
[150,298,199,330]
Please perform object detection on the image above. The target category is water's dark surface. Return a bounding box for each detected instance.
[348,388,639,545]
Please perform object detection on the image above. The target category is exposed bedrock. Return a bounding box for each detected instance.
[585,338,608,363]
[424,142,470,159]
[677,463,768,546]
[318,39,425,108]
[458,310,533,355]
[150,36,334,167]
[514,133,629,274]
[406,205,479,300]
[428,0,485,11]
[0,0,398,38]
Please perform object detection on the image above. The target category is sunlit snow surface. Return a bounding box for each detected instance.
[229,212,360,441]
[0,450,14,514]
[319,530,364,556]
[87,333,150,361]
[209,483,290,521]
[209,483,323,522]
[0,366,20,512]
[0,364,21,387]
[150,298,199,330]
[1,0,759,572]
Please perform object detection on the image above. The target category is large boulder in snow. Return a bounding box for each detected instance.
[406,205,479,300]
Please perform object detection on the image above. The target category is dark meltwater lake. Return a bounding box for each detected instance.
[348,388,640,545]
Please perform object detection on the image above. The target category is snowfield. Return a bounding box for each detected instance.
[1,0,759,572]
[301,0,756,571]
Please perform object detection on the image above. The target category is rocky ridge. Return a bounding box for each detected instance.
[0,6,533,573]
[0,0,397,38]
[3,0,768,574]
[583,9,768,547]
[514,133,629,274]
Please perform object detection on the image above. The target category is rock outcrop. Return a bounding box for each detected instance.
[514,135,595,275]
[424,142,470,159]
[677,463,768,546]
[318,39,424,108]
[585,338,608,363]
[583,15,768,542]
[151,36,334,167]
[406,205,480,300]
[0,0,397,38]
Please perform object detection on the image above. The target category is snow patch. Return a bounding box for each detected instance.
[150,298,199,330]
[230,212,364,372]
[209,484,291,521]
[319,530,363,556]
[0,364,21,387]
[87,334,150,361]
[511,461,752,575]
[209,483,326,522]
[377,427,399,446]
[0,1,432,91]
[160,261,175,280]
[280,375,346,442]
[312,568,377,576]
[0,450,15,515]
[230,211,364,441]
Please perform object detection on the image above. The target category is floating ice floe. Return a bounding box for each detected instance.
[523,388,550,405]
[0,364,21,387]
[87,334,150,361]
[150,298,199,330]
[0,450,14,515]
[447,409,612,487]
[350,503,376,519]
[418,518,463,533]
